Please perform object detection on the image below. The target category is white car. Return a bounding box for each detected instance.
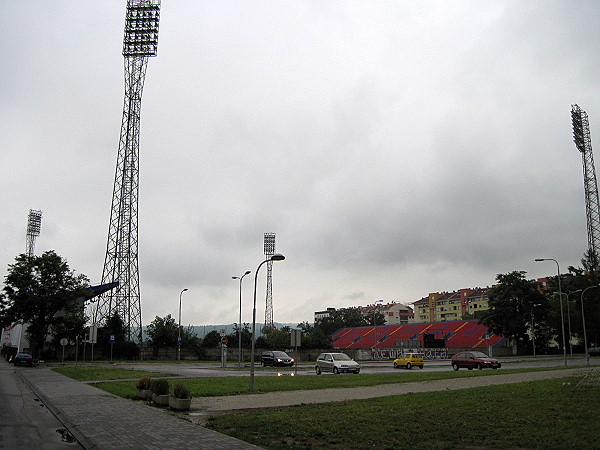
[315,352,360,374]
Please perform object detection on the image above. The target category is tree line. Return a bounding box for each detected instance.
[2,249,599,359]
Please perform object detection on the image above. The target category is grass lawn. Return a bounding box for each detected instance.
[52,366,175,381]
[88,366,568,399]
[206,376,600,449]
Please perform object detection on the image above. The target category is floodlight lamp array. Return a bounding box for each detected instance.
[572,104,590,154]
[123,0,160,57]
[264,232,276,256]
[27,210,42,236]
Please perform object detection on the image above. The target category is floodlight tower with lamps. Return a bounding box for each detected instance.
[94,0,161,344]
[250,253,285,392]
[572,104,600,257]
[535,258,567,366]
[233,270,251,367]
[264,233,276,330]
[25,209,42,258]
[177,288,188,361]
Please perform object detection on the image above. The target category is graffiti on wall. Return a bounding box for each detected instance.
[370,348,448,360]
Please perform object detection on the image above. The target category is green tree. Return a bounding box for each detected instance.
[94,314,139,360]
[1,251,89,358]
[263,328,290,349]
[297,321,332,349]
[481,271,547,353]
[227,323,252,349]
[202,330,221,348]
[545,250,600,349]
[316,308,368,336]
[146,314,178,347]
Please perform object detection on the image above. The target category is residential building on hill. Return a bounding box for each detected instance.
[314,302,414,325]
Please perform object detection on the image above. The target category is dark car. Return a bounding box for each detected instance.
[451,351,501,371]
[261,351,294,367]
[13,352,34,367]
[589,347,600,357]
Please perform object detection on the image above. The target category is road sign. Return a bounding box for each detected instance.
[60,338,68,346]
[221,337,228,345]
[109,335,116,344]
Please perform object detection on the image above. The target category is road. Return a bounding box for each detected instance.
[109,354,600,378]
[0,362,81,449]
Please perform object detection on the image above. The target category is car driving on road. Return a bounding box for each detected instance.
[315,352,360,374]
[393,353,424,369]
[261,351,295,367]
[451,351,500,370]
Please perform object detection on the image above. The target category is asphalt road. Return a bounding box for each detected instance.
[0,362,81,449]
[108,354,600,378]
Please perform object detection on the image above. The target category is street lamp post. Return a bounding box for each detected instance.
[177,288,188,361]
[581,285,599,366]
[535,258,567,367]
[373,299,383,353]
[232,270,251,368]
[249,253,285,392]
[530,303,542,357]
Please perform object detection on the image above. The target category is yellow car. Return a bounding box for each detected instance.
[393,353,424,369]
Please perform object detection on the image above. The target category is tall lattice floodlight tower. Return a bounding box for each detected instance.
[264,233,276,330]
[93,0,161,343]
[25,209,42,258]
[572,104,600,257]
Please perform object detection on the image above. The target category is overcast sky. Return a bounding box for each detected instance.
[2,1,600,327]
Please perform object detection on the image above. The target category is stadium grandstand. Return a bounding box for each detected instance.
[331,320,506,352]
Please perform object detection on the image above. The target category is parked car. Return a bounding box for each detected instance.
[393,353,424,369]
[315,352,360,374]
[451,351,501,370]
[13,352,34,367]
[261,351,294,367]
[588,346,600,357]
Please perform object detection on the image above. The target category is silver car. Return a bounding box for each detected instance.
[315,352,360,374]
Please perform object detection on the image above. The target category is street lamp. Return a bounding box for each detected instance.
[249,253,285,392]
[535,258,567,367]
[581,285,599,366]
[177,288,188,361]
[233,270,251,368]
[530,303,542,357]
[373,299,383,352]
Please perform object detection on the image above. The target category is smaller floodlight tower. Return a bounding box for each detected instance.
[572,104,600,256]
[26,209,43,258]
[264,233,276,330]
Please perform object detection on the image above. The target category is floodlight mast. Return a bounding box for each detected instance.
[94,0,161,344]
[264,233,276,330]
[26,209,42,258]
[572,104,600,257]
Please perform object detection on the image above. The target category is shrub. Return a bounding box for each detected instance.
[135,377,151,390]
[149,379,169,395]
[172,384,191,399]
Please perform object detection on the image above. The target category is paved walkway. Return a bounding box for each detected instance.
[15,364,260,450]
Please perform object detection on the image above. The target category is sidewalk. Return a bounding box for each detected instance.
[16,365,260,450]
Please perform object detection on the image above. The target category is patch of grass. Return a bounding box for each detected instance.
[93,366,569,399]
[53,366,174,381]
[207,376,600,449]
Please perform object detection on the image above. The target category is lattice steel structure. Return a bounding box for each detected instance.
[93,0,161,343]
[25,209,42,258]
[572,104,600,257]
[264,233,276,329]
